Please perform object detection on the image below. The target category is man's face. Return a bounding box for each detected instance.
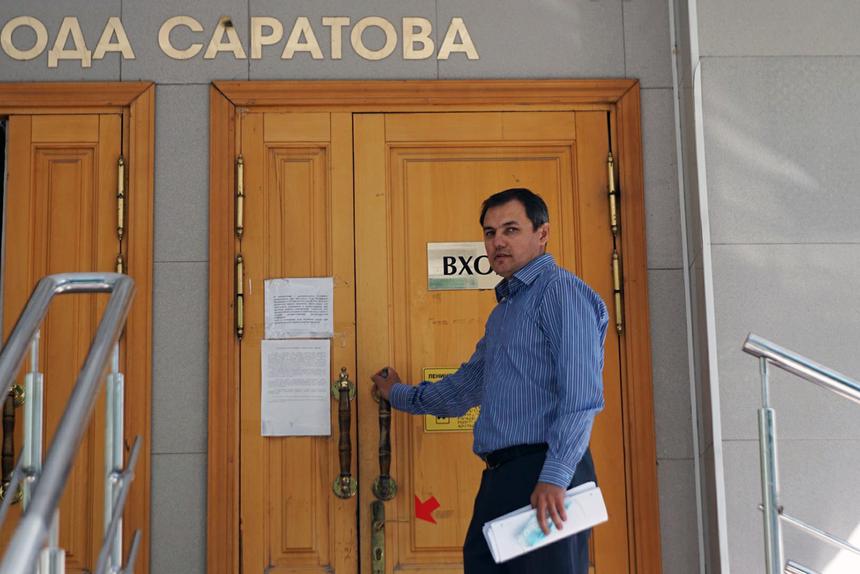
[482,199,549,279]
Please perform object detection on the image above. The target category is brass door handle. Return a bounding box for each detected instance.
[372,369,397,501]
[0,386,24,505]
[9,385,24,408]
[331,368,357,498]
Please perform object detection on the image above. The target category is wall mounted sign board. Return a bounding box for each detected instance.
[427,242,501,291]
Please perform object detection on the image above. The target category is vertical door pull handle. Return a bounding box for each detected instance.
[372,368,397,501]
[331,368,357,498]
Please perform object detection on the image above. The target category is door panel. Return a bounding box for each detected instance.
[355,111,628,573]
[1,113,120,572]
[239,112,357,574]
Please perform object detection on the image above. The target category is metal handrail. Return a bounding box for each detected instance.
[744,333,860,574]
[0,273,134,574]
[743,334,860,405]
[785,560,818,574]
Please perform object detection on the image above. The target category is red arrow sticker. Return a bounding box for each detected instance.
[415,495,440,524]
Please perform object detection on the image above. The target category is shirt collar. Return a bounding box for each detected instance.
[494,253,555,302]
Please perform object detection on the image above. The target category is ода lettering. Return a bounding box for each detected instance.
[93,17,135,60]
[48,17,91,68]
[1,16,48,61]
[205,16,247,59]
[251,17,283,59]
[437,17,478,60]
[159,16,204,60]
[282,17,322,59]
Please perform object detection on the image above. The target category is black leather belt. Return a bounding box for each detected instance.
[481,443,548,469]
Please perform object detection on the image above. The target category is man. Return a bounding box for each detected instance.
[371,188,608,573]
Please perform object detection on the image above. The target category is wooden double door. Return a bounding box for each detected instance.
[0,84,154,574]
[234,107,635,573]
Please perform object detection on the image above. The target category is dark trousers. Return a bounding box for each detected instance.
[463,448,595,574]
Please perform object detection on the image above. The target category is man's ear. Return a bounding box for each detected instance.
[538,222,549,245]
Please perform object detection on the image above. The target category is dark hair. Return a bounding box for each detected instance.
[479,188,549,230]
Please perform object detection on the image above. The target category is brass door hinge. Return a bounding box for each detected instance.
[116,156,127,274]
[607,152,623,334]
[611,250,623,335]
[607,152,619,236]
[235,254,244,340]
[235,155,245,340]
[236,156,245,239]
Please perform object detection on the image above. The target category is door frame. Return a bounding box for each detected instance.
[0,82,155,574]
[208,79,659,573]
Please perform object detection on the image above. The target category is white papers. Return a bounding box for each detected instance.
[260,339,330,436]
[482,482,608,563]
[260,277,334,436]
[264,277,333,339]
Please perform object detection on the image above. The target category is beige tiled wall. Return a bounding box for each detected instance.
[679,1,860,571]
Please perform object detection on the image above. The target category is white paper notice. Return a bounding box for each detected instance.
[264,277,334,339]
[261,339,331,436]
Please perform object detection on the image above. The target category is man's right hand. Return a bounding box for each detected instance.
[371,367,402,400]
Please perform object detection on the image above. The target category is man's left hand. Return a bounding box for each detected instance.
[530,482,567,535]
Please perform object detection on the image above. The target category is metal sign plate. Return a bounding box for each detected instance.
[427,242,501,291]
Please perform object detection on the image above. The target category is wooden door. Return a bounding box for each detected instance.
[238,111,358,573]
[238,109,629,572]
[353,112,627,573]
[0,114,120,572]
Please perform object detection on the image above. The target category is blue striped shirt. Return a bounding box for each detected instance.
[389,253,608,488]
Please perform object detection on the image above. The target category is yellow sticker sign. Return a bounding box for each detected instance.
[422,368,480,432]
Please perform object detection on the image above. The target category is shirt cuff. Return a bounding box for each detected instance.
[388,383,414,411]
[538,457,575,488]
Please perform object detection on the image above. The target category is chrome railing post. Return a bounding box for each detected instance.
[39,510,64,574]
[758,357,783,574]
[23,329,43,508]
[104,343,124,572]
